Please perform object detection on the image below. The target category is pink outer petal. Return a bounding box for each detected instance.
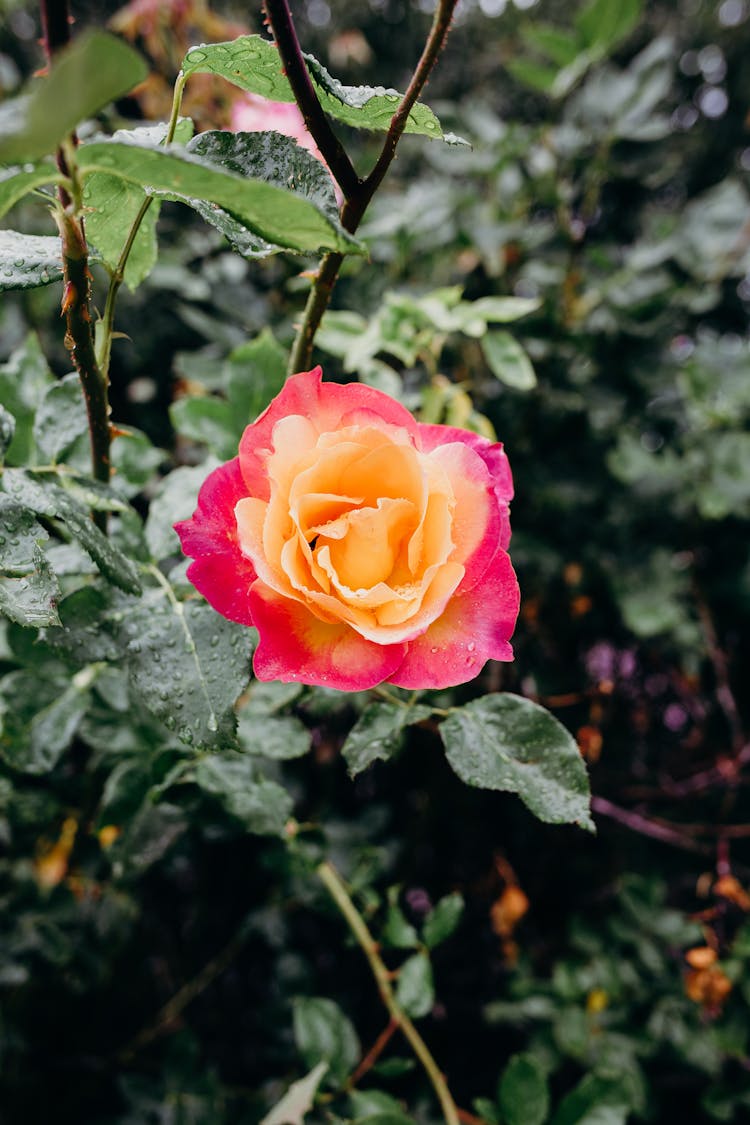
[174,458,256,626]
[425,440,501,593]
[417,424,514,547]
[239,369,420,501]
[248,580,408,690]
[388,549,520,690]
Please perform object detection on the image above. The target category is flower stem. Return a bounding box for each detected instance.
[316,860,460,1125]
[96,72,188,379]
[273,0,460,375]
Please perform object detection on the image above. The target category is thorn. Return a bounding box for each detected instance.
[61,281,77,315]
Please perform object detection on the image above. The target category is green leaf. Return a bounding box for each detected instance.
[260,1061,328,1125]
[497,1054,550,1125]
[395,952,434,1019]
[111,427,164,499]
[145,460,220,561]
[422,892,464,949]
[109,801,187,877]
[1,469,142,595]
[194,752,292,835]
[0,405,15,462]
[0,231,62,291]
[77,140,363,257]
[349,1091,409,1118]
[83,122,194,290]
[237,713,311,760]
[183,36,459,142]
[470,296,542,323]
[184,130,339,259]
[576,0,642,51]
[0,333,55,465]
[293,996,360,1085]
[0,31,148,163]
[352,1117,418,1125]
[33,373,88,464]
[226,329,288,422]
[120,589,252,750]
[482,331,537,390]
[0,163,59,221]
[507,58,560,94]
[550,1074,631,1125]
[169,396,238,460]
[0,664,95,773]
[382,886,420,949]
[0,498,61,627]
[48,584,123,664]
[521,24,581,67]
[341,702,433,777]
[440,694,594,831]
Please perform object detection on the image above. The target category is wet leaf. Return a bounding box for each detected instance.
[440,694,594,831]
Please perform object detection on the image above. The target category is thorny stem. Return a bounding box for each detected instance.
[41,0,109,528]
[97,73,188,378]
[262,0,359,199]
[317,860,460,1125]
[276,0,460,375]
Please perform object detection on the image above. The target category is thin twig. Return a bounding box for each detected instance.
[591,796,711,855]
[348,1017,398,1087]
[118,920,251,1063]
[262,0,359,199]
[281,0,460,374]
[317,860,460,1125]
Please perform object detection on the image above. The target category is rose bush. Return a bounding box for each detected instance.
[176,368,520,690]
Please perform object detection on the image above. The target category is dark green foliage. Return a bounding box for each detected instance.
[0,0,749,1121]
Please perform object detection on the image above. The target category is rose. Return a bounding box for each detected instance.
[230,93,342,202]
[175,368,520,690]
[231,94,325,163]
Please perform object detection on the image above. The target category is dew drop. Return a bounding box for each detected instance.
[207,714,218,732]
[430,646,439,654]
[467,642,476,652]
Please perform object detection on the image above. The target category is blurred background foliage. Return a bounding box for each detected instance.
[1,0,750,1121]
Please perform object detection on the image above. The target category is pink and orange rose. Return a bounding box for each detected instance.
[176,368,520,690]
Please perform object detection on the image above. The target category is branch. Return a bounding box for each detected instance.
[591,796,711,855]
[317,860,460,1125]
[286,0,460,374]
[262,0,359,199]
[55,207,111,498]
[41,0,110,525]
[118,919,251,1063]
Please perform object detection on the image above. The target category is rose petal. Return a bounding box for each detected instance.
[425,440,503,591]
[389,548,520,689]
[239,368,419,500]
[249,581,407,689]
[418,424,514,547]
[175,458,257,625]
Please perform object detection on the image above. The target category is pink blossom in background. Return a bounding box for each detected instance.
[231,94,324,160]
[176,368,520,690]
[230,93,342,202]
